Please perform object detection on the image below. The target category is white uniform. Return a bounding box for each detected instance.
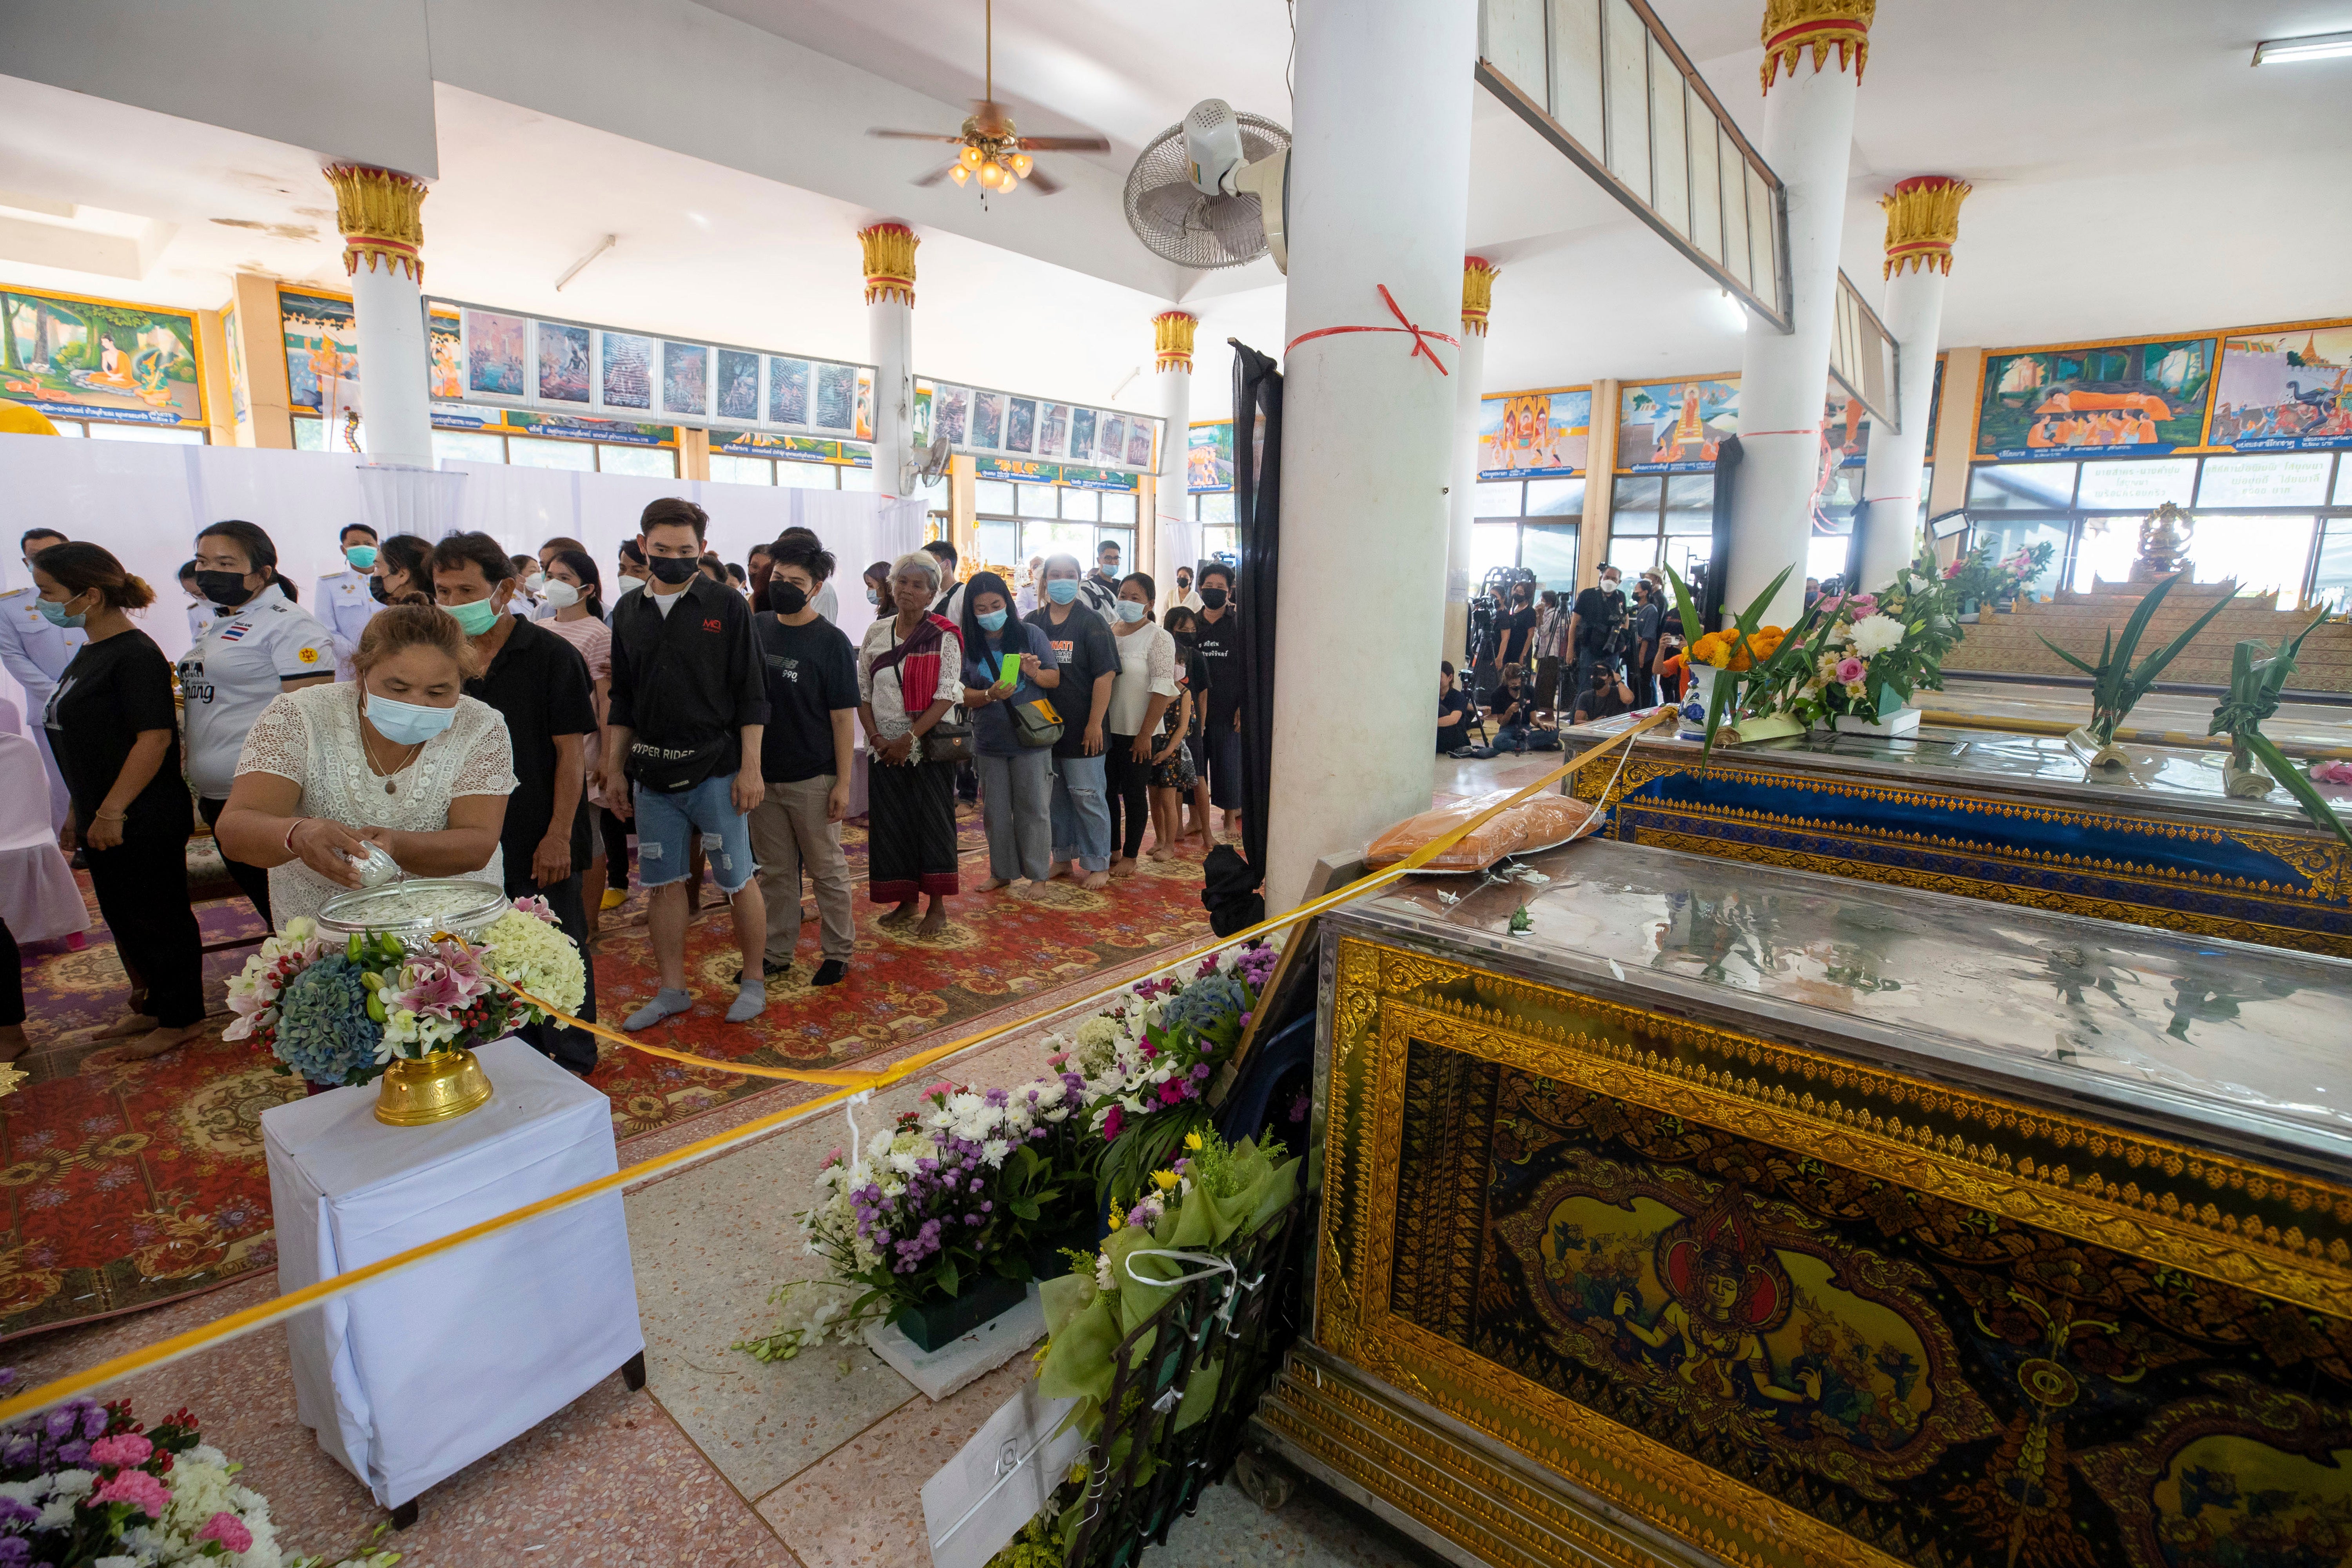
[185,599,218,644]
[812,579,839,626]
[176,583,338,802]
[314,568,381,682]
[0,584,80,829]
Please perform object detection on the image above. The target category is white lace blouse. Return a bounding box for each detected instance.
[233,682,518,931]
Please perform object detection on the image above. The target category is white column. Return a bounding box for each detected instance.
[1153,312,1199,589]
[1266,0,1477,913]
[1723,8,1871,625]
[1855,176,1969,592]
[861,223,918,497]
[1443,258,1493,663]
[327,165,432,469]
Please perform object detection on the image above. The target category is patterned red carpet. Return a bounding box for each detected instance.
[2,808,1210,1339]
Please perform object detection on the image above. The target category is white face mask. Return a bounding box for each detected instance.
[524,571,547,594]
[541,579,581,609]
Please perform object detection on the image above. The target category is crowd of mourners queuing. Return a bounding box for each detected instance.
[0,502,1252,1072]
[1442,563,1686,757]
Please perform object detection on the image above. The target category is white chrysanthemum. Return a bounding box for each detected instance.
[982,1138,1010,1166]
[483,908,587,1016]
[1094,1253,1115,1292]
[1847,613,1905,658]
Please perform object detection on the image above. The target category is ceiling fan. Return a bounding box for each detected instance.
[866,0,1109,197]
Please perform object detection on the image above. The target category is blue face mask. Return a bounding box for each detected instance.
[365,689,458,746]
[443,596,504,636]
[1045,579,1080,606]
[1115,599,1147,623]
[36,593,87,629]
[345,544,378,569]
[977,609,1009,632]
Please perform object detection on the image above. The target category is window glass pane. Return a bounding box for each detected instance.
[1471,523,1518,586]
[1662,474,1713,533]
[2313,521,2352,614]
[292,417,328,452]
[2066,515,2140,592]
[1648,37,1689,237]
[975,479,1016,514]
[1196,492,1235,526]
[1965,516,2067,600]
[1967,462,2074,509]
[2193,515,2314,599]
[2197,453,2333,509]
[1612,474,1663,514]
[1022,520,1094,564]
[1203,526,1239,566]
[1016,483,1058,518]
[1602,0,1650,201]
[50,421,85,437]
[1609,534,1661,573]
[838,464,874,492]
[975,520,1018,566]
[1060,488,1100,523]
[2075,457,2195,510]
[1474,481,1523,519]
[773,459,833,489]
[708,454,773,486]
[2337,457,2352,506]
[432,430,506,465]
[1099,491,1138,525]
[599,445,677,477]
[1807,532,1854,586]
[1661,535,1709,584]
[1524,477,1585,516]
[509,436,595,471]
[1521,523,1579,593]
[84,421,204,445]
[1096,527,1136,571]
[1550,0,1604,152]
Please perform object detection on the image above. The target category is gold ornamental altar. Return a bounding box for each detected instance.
[1255,838,2352,1568]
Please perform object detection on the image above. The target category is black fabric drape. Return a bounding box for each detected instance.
[1230,340,1281,880]
[1700,434,1740,632]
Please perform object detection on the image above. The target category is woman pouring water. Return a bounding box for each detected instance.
[213,605,517,931]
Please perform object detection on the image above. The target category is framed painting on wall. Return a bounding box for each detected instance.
[1973,335,2215,461]
[464,309,528,399]
[279,289,358,419]
[1618,377,1739,472]
[2210,322,2352,453]
[1189,422,1234,491]
[534,322,592,404]
[714,348,760,423]
[660,341,709,419]
[1478,387,1591,478]
[815,362,857,432]
[1036,401,1069,457]
[934,384,969,445]
[970,390,1005,449]
[1005,396,1037,453]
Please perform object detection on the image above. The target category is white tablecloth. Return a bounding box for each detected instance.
[264,1038,644,1509]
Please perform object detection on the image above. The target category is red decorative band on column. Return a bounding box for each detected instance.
[324,165,428,285]
[860,222,918,307]
[1153,310,1198,372]
[1880,174,1972,278]
[1460,257,1496,339]
[1286,285,1458,376]
[1760,0,1875,93]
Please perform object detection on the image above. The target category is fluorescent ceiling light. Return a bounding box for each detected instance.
[2252,30,2352,64]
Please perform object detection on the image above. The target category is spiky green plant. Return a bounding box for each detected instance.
[1665,562,1793,761]
[2036,572,2238,749]
[2208,613,2350,846]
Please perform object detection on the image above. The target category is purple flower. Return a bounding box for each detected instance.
[44,1406,78,1441]
[0,1497,36,1529]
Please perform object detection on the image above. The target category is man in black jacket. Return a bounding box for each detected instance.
[601,497,769,1031]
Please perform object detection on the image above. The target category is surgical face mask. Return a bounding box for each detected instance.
[769,581,809,616]
[345,544,378,570]
[1198,587,1229,610]
[647,554,700,586]
[867,587,883,605]
[1115,599,1148,623]
[196,569,256,610]
[363,688,457,745]
[541,579,581,610]
[524,571,546,594]
[444,595,505,636]
[976,608,1009,632]
[37,591,88,629]
[1045,579,1080,606]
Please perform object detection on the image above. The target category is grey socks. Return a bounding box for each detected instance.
[623,988,694,1031]
[725,981,767,1024]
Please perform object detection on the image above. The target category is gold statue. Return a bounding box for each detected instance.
[2129,501,2194,583]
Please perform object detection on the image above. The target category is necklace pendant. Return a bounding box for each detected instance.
[386,779,397,795]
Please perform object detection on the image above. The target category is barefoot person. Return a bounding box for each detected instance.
[858,552,962,938]
[33,544,206,1062]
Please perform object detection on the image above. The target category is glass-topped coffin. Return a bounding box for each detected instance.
[1558,715,2352,957]
[1275,839,2352,1568]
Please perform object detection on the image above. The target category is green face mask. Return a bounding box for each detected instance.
[445,595,504,636]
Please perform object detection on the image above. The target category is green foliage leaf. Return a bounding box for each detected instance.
[2243,731,2352,848]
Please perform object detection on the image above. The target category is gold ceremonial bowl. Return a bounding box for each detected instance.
[374,1048,495,1126]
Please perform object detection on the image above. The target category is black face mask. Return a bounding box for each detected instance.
[647,555,700,586]
[196,569,256,610]
[1198,587,1228,610]
[367,575,392,605]
[768,581,808,616]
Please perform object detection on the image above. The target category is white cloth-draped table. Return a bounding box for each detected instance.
[0,698,86,942]
[263,1038,644,1512]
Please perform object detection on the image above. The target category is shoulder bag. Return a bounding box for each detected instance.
[623,596,731,793]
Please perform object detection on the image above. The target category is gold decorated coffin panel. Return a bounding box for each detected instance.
[1314,936,2352,1568]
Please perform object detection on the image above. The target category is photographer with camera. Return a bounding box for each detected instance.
[1567,563,1628,707]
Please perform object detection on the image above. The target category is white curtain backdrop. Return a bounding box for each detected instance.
[0,433,926,715]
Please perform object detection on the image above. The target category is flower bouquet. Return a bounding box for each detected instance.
[1943,539,2054,616]
[1755,549,1964,738]
[1071,942,1278,1210]
[1663,562,1798,755]
[222,901,586,1094]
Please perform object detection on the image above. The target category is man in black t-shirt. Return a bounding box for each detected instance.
[436,532,602,1074]
[1188,562,1245,835]
[748,537,860,987]
[1495,583,1539,680]
[1435,661,1473,755]
[1568,563,1627,703]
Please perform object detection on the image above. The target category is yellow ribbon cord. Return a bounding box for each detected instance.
[0,711,1668,1425]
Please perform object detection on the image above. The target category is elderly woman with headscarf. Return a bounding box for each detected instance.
[857,551,964,936]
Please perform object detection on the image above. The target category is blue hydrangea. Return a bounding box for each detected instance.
[274,954,385,1086]
[1158,973,1250,1043]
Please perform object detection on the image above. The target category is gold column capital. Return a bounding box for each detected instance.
[1880,176,1971,278]
[1461,257,1497,338]
[1760,0,1875,93]
[323,165,427,285]
[1153,310,1198,372]
[860,222,919,306]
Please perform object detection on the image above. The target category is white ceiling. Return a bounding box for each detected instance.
[3,0,2350,428]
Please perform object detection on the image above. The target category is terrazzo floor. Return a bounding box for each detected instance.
[4,940,1441,1568]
